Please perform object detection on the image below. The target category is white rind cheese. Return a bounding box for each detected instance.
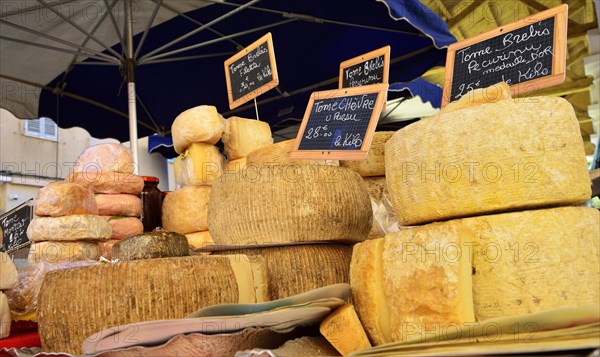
[172,105,225,153]
[385,97,591,225]
[27,215,112,242]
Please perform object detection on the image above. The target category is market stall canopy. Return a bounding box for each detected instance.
[0,0,455,143]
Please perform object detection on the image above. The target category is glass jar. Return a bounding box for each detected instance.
[140,176,162,232]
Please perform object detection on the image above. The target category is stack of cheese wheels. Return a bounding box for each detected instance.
[1,252,19,338]
[65,143,145,259]
[168,106,231,249]
[27,181,110,263]
[222,116,273,172]
[209,153,373,300]
[351,83,599,346]
[340,131,394,239]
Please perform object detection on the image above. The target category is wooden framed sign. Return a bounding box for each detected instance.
[1,199,33,253]
[442,4,568,106]
[339,46,390,88]
[291,84,388,160]
[224,32,279,110]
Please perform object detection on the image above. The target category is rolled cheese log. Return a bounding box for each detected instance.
[213,244,352,300]
[173,143,224,186]
[162,186,211,234]
[340,132,394,177]
[209,165,372,245]
[66,172,144,195]
[386,96,591,225]
[351,223,475,345]
[28,241,100,263]
[74,143,135,174]
[222,116,272,160]
[112,231,190,261]
[34,182,97,217]
[172,105,225,153]
[95,194,142,217]
[185,231,214,250]
[38,255,268,354]
[103,216,144,240]
[0,252,18,290]
[27,215,112,242]
[246,139,339,166]
[460,206,600,321]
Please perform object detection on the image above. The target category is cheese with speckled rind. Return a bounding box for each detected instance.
[95,194,141,217]
[28,241,100,263]
[172,105,225,153]
[461,206,600,321]
[27,215,112,242]
[112,231,190,261]
[34,182,98,217]
[385,97,591,225]
[209,165,372,245]
[74,143,135,174]
[162,186,211,234]
[66,172,144,195]
[351,222,475,345]
[222,117,272,160]
[174,143,224,186]
[341,132,394,177]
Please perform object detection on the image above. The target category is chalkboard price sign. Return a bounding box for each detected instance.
[224,32,279,110]
[1,199,33,253]
[291,84,388,160]
[442,4,567,106]
[339,46,390,88]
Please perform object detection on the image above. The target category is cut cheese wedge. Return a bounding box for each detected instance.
[37,255,267,354]
[28,241,100,263]
[385,96,591,225]
[209,165,372,245]
[171,105,225,153]
[222,116,272,160]
[341,132,394,177]
[27,215,112,242]
[162,186,211,234]
[185,231,214,250]
[174,143,224,186]
[320,304,372,356]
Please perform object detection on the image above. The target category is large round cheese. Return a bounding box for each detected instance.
[95,194,141,217]
[74,143,134,174]
[246,139,339,166]
[112,231,190,261]
[340,131,394,177]
[173,143,224,186]
[27,215,112,242]
[209,165,372,245]
[171,105,225,153]
[102,216,144,240]
[212,244,352,300]
[66,172,144,195]
[162,186,211,234]
[28,241,100,263]
[385,97,591,225]
[222,116,272,160]
[34,182,97,217]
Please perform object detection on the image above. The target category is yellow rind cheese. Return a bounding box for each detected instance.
[341,132,394,177]
[222,116,272,160]
[162,185,211,234]
[320,304,372,356]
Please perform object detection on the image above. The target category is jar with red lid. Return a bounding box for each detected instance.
[140,176,162,232]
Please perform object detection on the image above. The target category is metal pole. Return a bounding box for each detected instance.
[125,0,139,173]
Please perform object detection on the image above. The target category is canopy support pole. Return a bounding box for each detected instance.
[125,0,139,173]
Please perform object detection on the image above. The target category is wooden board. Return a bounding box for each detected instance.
[291,84,388,160]
[339,46,390,88]
[442,4,568,106]
[224,32,279,110]
[1,199,33,253]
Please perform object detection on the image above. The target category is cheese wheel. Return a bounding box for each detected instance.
[246,139,339,166]
[28,241,100,263]
[341,132,394,177]
[385,97,591,225]
[162,186,211,234]
[34,182,97,217]
[38,255,268,354]
[225,157,247,172]
[320,304,371,356]
[222,116,272,160]
[442,82,511,114]
[460,206,600,321]
[27,215,112,242]
[172,105,224,153]
[185,231,214,249]
[351,222,475,345]
[74,143,135,174]
[212,244,352,300]
[98,239,119,260]
[95,194,141,217]
[174,143,224,186]
[103,216,144,240]
[0,252,18,290]
[1,293,10,338]
[66,172,144,195]
[209,165,372,245]
[112,231,190,261]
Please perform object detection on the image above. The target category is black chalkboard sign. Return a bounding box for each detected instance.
[339,46,390,88]
[224,33,279,110]
[1,199,33,253]
[291,84,388,160]
[442,4,568,105]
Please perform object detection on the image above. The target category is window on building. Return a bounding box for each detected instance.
[24,117,58,141]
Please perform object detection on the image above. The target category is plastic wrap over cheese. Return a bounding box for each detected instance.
[174,143,224,187]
